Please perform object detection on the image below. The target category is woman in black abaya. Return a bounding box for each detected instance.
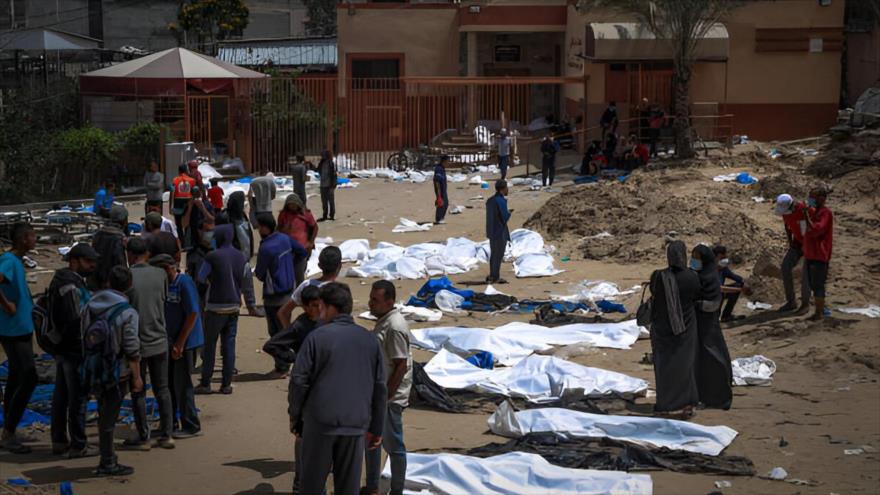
[649,240,700,415]
[691,244,733,410]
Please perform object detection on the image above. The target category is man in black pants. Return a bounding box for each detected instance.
[49,243,100,458]
[289,282,387,495]
[317,149,337,221]
[485,180,511,284]
[0,223,39,454]
[540,135,560,187]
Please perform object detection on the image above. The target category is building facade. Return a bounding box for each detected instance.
[337,0,847,141]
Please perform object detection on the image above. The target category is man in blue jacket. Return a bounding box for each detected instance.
[486,180,511,284]
[289,282,387,495]
[151,254,204,438]
[195,224,257,395]
[254,213,307,379]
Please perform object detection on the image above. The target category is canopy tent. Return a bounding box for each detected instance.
[0,29,101,51]
[79,47,267,172]
[585,23,729,61]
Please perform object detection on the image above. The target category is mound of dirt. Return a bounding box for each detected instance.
[757,171,814,201]
[807,129,880,179]
[526,170,786,264]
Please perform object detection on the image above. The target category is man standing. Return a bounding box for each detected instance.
[81,266,141,476]
[91,206,129,290]
[600,101,618,143]
[254,213,307,379]
[277,194,318,286]
[49,244,99,458]
[648,102,665,158]
[433,155,449,225]
[363,280,412,495]
[277,246,342,329]
[93,182,116,218]
[317,150,337,221]
[0,223,38,454]
[486,180,511,284]
[187,160,207,202]
[803,186,833,321]
[171,165,196,242]
[540,135,560,187]
[151,254,203,439]
[774,194,811,313]
[195,224,258,395]
[289,155,309,206]
[124,237,174,450]
[497,129,511,180]
[289,282,387,495]
[249,169,277,225]
[144,161,165,217]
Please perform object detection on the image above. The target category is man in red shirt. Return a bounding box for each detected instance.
[774,194,811,313]
[622,133,649,171]
[207,179,224,210]
[171,165,196,244]
[803,186,833,321]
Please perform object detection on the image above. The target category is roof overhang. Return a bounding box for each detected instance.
[0,28,101,51]
[585,22,729,62]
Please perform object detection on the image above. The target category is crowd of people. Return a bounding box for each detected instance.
[646,185,834,417]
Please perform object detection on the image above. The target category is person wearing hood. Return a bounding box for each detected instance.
[48,243,99,459]
[124,237,174,450]
[277,193,318,285]
[648,240,700,417]
[317,149,337,221]
[225,190,254,261]
[803,186,834,321]
[690,244,733,410]
[195,224,258,395]
[254,213,307,379]
[774,193,811,313]
[91,205,129,290]
[81,266,142,477]
[151,254,203,439]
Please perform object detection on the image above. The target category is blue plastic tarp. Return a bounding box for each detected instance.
[736,172,758,185]
[596,300,627,313]
[465,351,495,370]
[408,277,475,308]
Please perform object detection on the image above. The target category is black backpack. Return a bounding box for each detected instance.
[32,291,61,355]
[80,302,130,393]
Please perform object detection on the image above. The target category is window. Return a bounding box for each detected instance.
[351,58,401,89]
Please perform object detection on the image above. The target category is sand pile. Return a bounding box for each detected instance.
[807,129,880,179]
[526,169,786,264]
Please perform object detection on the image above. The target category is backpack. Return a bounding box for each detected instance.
[32,291,61,355]
[80,302,130,393]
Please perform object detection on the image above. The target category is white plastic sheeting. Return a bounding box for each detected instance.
[424,349,648,402]
[338,239,370,262]
[358,305,442,323]
[557,280,642,302]
[513,252,564,278]
[488,402,738,456]
[837,305,880,318]
[383,451,653,495]
[392,218,433,233]
[731,355,776,386]
[410,320,643,366]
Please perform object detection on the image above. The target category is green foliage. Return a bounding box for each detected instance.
[54,126,121,192]
[303,0,336,37]
[120,121,163,163]
[175,0,250,54]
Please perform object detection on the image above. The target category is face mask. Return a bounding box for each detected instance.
[719,258,730,268]
[201,230,214,246]
[690,258,703,271]
[807,198,817,208]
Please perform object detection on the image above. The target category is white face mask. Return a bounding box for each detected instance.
[719,258,730,268]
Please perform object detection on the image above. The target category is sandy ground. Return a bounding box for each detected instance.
[1,151,879,495]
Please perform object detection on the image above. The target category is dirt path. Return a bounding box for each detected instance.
[1,157,878,494]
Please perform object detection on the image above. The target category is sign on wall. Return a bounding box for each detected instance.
[494,45,521,62]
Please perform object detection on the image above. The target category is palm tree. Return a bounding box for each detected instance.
[581,0,739,158]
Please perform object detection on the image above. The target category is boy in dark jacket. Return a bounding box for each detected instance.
[48,244,99,458]
[91,205,128,290]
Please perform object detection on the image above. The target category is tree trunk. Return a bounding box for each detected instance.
[673,63,695,159]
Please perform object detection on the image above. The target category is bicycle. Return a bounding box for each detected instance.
[386,144,443,172]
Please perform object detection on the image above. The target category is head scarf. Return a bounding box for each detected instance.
[693,244,722,306]
[285,193,304,212]
[226,191,247,223]
[660,240,688,336]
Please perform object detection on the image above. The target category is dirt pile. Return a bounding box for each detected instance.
[526,169,786,264]
[807,129,880,179]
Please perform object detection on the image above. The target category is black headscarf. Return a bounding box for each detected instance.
[693,244,721,303]
[661,240,688,335]
[226,191,247,223]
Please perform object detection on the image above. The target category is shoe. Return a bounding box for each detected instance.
[68,444,100,459]
[52,443,70,455]
[266,369,289,380]
[95,463,134,477]
[220,385,234,395]
[0,431,32,454]
[172,429,203,440]
[435,220,446,225]
[495,278,509,284]
[156,437,176,450]
[121,438,151,451]
[778,301,797,312]
[194,385,212,395]
[795,304,810,316]
[317,218,327,223]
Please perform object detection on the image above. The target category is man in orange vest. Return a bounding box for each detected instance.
[171,165,196,247]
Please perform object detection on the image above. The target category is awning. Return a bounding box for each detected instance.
[81,47,268,79]
[585,22,729,61]
[0,28,101,51]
